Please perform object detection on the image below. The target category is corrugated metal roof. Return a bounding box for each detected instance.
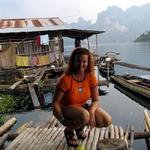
[0,17,64,28]
[0,17,105,42]
[0,17,68,33]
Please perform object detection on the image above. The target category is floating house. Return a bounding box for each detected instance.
[0,17,104,70]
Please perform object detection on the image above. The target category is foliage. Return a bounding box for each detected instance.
[0,93,31,113]
[38,79,46,88]
[0,94,17,113]
[0,114,5,125]
[134,31,150,42]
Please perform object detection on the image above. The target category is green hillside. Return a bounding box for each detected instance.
[135,31,150,42]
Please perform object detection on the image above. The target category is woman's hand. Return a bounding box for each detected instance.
[88,108,96,128]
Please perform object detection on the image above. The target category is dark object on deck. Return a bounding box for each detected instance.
[97,138,128,150]
[111,74,150,99]
[98,89,108,96]
[98,56,115,78]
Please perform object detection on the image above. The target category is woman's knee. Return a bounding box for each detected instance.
[80,108,90,124]
[104,115,112,127]
[62,106,90,124]
[95,108,112,127]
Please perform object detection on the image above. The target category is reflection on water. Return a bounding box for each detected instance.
[114,84,150,109]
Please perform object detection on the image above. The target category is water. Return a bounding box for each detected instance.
[97,42,150,150]
[64,42,150,149]
[11,42,150,150]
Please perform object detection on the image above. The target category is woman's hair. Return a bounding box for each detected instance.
[65,47,95,74]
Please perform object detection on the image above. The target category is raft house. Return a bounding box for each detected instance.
[0,17,106,108]
[1,110,150,149]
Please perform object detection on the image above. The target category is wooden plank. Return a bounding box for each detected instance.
[114,61,150,71]
[33,69,45,85]
[28,83,41,109]
[8,79,24,90]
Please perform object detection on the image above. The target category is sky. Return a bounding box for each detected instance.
[0,0,150,23]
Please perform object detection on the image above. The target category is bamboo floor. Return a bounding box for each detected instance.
[4,115,131,150]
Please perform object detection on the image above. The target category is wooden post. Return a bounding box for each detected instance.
[0,117,17,136]
[0,132,9,148]
[128,125,134,150]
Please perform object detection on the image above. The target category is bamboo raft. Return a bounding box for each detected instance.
[0,115,136,150]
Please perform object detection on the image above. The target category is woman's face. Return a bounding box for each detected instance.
[74,54,89,73]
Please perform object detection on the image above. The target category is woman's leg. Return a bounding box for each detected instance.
[94,107,112,128]
[61,106,89,146]
[62,105,90,129]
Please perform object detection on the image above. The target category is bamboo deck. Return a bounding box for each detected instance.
[4,115,131,150]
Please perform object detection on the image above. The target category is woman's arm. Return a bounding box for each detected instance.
[53,88,64,121]
[89,86,99,127]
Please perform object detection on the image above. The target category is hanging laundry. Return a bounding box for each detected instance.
[36,35,41,46]
[40,34,49,45]
[38,54,49,65]
[32,55,39,65]
[16,55,29,66]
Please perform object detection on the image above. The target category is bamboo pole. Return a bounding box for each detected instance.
[0,132,9,148]
[119,126,124,140]
[128,125,134,150]
[114,125,119,139]
[90,127,100,150]
[144,110,150,131]
[124,125,129,148]
[99,127,105,140]
[144,121,150,150]
[110,124,114,138]
[0,117,17,136]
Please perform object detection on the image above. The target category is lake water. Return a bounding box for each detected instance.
[97,42,150,150]
[11,42,150,150]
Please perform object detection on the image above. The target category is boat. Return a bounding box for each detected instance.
[114,84,150,109]
[98,51,120,78]
[111,74,150,99]
[98,56,115,77]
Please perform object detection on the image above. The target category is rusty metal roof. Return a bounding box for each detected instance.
[0,17,105,42]
[0,17,67,33]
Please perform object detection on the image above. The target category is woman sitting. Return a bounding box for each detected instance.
[53,47,112,147]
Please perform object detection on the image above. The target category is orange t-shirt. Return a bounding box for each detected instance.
[56,72,98,107]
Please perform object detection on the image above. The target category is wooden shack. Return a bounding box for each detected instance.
[0,17,104,70]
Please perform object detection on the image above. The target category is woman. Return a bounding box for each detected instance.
[53,47,112,147]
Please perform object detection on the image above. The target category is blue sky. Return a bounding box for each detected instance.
[0,0,150,23]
